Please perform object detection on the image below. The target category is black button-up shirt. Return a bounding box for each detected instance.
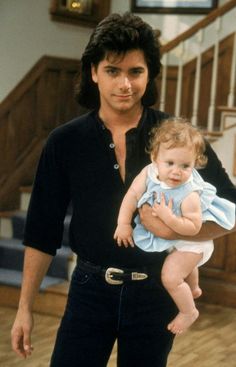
[23,108,236,268]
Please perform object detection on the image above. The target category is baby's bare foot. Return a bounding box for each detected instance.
[167,309,199,335]
[192,286,202,299]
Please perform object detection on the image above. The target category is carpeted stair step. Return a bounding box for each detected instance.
[11,211,26,240]
[0,211,14,238]
[0,187,75,290]
[0,268,65,290]
[0,238,73,281]
[0,211,71,247]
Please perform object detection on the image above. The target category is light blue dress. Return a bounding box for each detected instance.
[133,164,235,265]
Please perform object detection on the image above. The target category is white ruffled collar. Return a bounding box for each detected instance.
[148,163,193,189]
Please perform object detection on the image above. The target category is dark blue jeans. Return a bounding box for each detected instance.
[50,264,177,367]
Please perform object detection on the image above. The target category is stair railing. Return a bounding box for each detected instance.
[160,0,236,132]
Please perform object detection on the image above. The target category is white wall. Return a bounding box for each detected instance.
[211,124,236,185]
[0,0,93,102]
[112,0,227,43]
[0,0,228,102]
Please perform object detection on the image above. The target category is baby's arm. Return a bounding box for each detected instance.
[114,166,148,247]
[152,191,202,236]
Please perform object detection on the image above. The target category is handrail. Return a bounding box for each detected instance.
[161,0,236,54]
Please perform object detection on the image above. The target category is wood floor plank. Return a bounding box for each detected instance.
[1,303,236,366]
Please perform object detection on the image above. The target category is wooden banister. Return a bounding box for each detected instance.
[161,0,236,54]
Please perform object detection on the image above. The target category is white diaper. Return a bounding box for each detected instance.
[169,240,214,267]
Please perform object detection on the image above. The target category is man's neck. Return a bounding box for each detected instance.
[99,106,144,133]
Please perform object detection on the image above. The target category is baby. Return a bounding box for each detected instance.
[114,118,235,334]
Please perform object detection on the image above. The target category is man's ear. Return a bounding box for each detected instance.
[91,64,98,83]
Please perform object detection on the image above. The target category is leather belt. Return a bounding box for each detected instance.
[77,259,149,285]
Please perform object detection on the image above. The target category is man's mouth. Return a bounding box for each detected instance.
[114,94,132,98]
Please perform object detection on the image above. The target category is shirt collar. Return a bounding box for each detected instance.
[94,108,147,134]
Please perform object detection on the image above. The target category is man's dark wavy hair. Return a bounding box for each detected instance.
[75,12,161,109]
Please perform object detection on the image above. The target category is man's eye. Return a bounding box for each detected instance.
[106,69,118,76]
[129,69,144,78]
[130,69,142,76]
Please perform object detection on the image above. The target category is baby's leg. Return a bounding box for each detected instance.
[161,250,203,334]
[185,267,202,299]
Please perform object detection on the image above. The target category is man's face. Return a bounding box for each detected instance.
[91,49,149,115]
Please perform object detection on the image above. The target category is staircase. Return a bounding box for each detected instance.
[0,188,74,315]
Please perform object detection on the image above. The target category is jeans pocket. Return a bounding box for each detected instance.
[72,266,92,285]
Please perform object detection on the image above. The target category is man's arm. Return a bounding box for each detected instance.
[152,192,202,236]
[11,246,53,358]
[139,204,236,241]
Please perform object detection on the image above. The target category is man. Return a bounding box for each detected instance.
[11,12,236,367]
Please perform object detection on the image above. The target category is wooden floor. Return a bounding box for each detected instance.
[1,303,236,367]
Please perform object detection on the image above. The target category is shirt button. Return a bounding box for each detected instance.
[114,164,119,170]
[109,143,115,149]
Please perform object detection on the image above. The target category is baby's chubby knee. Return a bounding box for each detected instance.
[161,268,182,291]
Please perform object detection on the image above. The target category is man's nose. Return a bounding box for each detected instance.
[119,76,131,90]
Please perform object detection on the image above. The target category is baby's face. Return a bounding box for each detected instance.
[154,143,196,188]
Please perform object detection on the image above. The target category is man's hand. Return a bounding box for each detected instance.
[139,204,176,239]
[152,193,174,223]
[114,224,134,247]
[11,308,34,358]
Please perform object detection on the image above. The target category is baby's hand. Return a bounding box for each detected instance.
[114,224,134,248]
[152,193,173,221]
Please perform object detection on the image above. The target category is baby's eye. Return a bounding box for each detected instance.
[167,161,174,166]
[182,164,190,169]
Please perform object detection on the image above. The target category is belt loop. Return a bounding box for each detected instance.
[131,272,148,281]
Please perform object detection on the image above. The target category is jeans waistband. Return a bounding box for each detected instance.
[77,259,154,285]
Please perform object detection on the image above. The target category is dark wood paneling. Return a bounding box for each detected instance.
[0,56,82,210]
[200,232,236,307]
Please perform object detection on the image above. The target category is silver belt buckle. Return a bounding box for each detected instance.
[131,272,148,281]
[105,267,124,285]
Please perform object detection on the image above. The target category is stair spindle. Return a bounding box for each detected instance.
[207,17,222,132]
[175,41,185,117]
[159,53,168,112]
[191,30,204,127]
[227,32,236,108]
